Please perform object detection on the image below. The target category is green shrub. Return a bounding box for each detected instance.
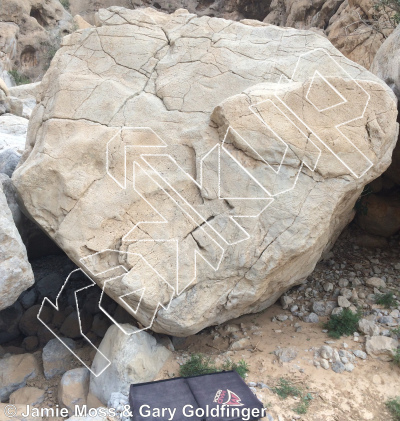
[221,359,249,379]
[272,378,313,415]
[294,393,313,415]
[386,397,400,421]
[394,348,400,367]
[60,0,70,10]
[391,327,400,338]
[9,70,30,86]
[179,354,217,377]
[272,378,301,399]
[323,308,362,339]
[376,292,397,308]
[374,0,400,27]
[179,353,249,379]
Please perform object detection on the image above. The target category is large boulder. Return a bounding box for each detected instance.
[90,324,171,405]
[0,180,34,310]
[12,7,398,336]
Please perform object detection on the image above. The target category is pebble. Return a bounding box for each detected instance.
[344,363,355,372]
[302,312,319,323]
[353,350,367,360]
[320,359,330,370]
[331,361,346,373]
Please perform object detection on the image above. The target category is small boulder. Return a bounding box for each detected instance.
[91,314,111,338]
[331,361,345,373]
[365,336,399,361]
[302,313,319,323]
[353,350,367,360]
[358,319,380,336]
[366,277,386,289]
[0,354,39,401]
[319,345,333,360]
[0,301,23,344]
[280,296,293,309]
[331,307,343,316]
[58,368,90,415]
[338,296,351,308]
[42,338,77,379]
[0,149,20,177]
[19,305,52,336]
[312,301,336,316]
[320,359,330,370]
[274,347,297,363]
[229,338,251,350]
[22,336,39,352]
[9,386,45,406]
[60,311,93,339]
[90,324,171,404]
[344,363,355,372]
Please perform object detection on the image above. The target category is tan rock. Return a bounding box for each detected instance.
[90,324,171,404]
[366,277,387,289]
[58,368,90,415]
[0,0,74,82]
[338,296,351,308]
[12,7,398,336]
[0,79,9,96]
[365,336,399,361]
[0,354,39,401]
[0,182,34,310]
[42,338,77,379]
[9,387,45,406]
[264,0,394,69]
[86,392,105,410]
[358,318,380,336]
[371,23,400,100]
[73,14,92,29]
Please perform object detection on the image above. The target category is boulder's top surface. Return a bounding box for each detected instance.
[13,7,398,336]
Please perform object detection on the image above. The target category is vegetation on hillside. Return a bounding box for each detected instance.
[179,353,249,379]
[323,308,362,339]
[9,70,30,86]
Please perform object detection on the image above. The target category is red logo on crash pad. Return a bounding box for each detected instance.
[214,389,244,406]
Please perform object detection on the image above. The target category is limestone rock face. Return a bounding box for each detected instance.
[0,181,34,310]
[13,7,398,336]
[69,0,268,25]
[264,0,394,69]
[371,23,400,101]
[0,0,73,82]
[371,25,400,191]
